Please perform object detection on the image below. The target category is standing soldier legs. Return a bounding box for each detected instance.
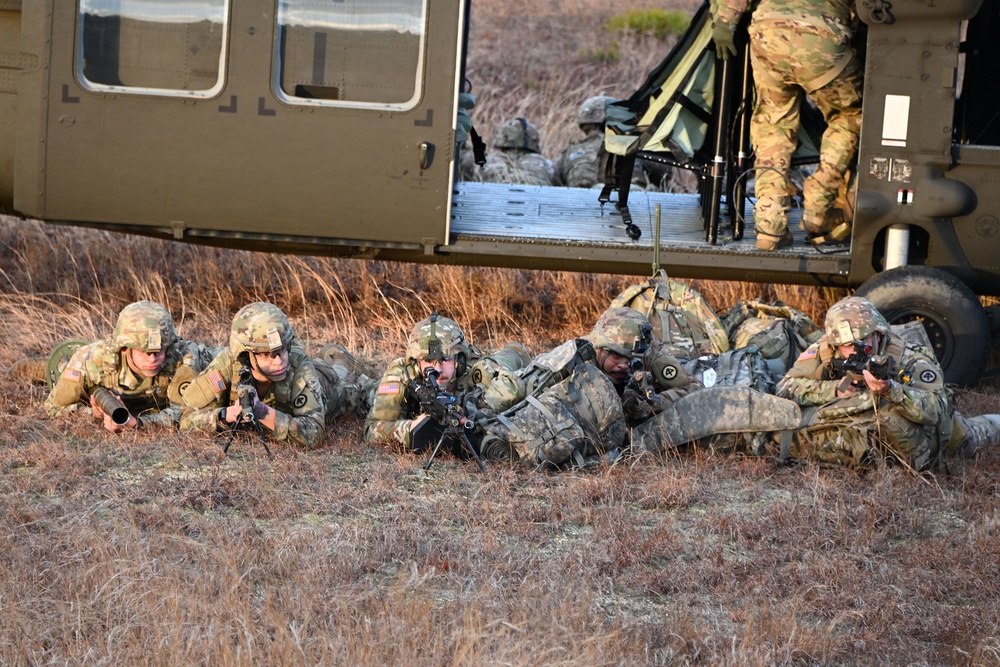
[751,84,800,250]
[800,60,863,242]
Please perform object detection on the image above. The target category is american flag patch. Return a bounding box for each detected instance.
[209,369,226,393]
[377,382,400,395]
[799,348,817,360]
[61,367,81,382]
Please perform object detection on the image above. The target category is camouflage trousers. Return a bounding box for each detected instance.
[749,18,863,236]
[788,401,952,470]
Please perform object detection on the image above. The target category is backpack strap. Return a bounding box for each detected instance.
[714,349,739,386]
[470,126,487,168]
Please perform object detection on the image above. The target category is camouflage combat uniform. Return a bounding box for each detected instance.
[45,301,215,428]
[181,302,361,449]
[365,314,528,449]
[713,0,862,249]
[777,297,1000,469]
[556,96,651,190]
[488,308,702,469]
[476,117,559,186]
[556,129,653,190]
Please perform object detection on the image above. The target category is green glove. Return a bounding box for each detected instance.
[458,91,476,111]
[712,22,737,61]
[456,92,476,143]
[456,108,472,143]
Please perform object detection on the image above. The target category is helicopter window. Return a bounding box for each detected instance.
[76,0,229,97]
[275,0,426,110]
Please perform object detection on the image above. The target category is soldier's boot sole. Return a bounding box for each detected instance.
[10,358,48,384]
[959,414,1000,456]
[320,343,378,382]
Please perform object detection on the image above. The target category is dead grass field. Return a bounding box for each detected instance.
[1,0,1000,664]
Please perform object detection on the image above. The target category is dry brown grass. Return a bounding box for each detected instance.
[2,0,1000,664]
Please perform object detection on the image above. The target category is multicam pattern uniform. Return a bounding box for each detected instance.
[45,338,215,427]
[776,334,952,469]
[364,346,527,448]
[714,0,862,240]
[555,129,649,190]
[181,344,330,449]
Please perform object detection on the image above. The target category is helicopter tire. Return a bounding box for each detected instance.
[855,265,990,387]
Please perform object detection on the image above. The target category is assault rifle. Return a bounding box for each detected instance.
[829,341,899,391]
[91,387,131,426]
[407,367,487,473]
[623,357,664,410]
[223,352,273,459]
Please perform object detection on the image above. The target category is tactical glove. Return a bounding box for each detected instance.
[252,397,270,421]
[712,22,737,61]
[622,387,654,422]
[456,92,476,143]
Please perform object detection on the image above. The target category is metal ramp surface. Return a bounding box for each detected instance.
[451,182,840,254]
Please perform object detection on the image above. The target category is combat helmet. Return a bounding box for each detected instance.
[824,296,890,346]
[493,117,541,153]
[229,302,294,356]
[586,307,654,358]
[112,301,177,352]
[577,95,616,127]
[406,313,469,363]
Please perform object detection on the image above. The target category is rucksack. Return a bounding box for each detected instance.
[683,345,777,395]
[610,270,729,359]
[494,361,627,470]
[719,300,823,377]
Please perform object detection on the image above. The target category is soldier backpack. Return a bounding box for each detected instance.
[610,269,729,359]
[719,299,823,378]
[683,345,777,395]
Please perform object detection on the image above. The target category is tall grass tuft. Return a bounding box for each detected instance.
[606,9,692,40]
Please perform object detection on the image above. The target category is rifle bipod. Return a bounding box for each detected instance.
[223,417,274,460]
[424,424,487,473]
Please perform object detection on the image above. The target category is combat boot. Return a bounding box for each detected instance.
[754,195,792,250]
[320,343,378,383]
[10,357,48,384]
[801,208,851,246]
[342,374,378,418]
[956,414,1000,456]
[755,229,793,251]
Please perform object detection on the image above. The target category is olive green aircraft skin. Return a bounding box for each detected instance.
[1,0,999,296]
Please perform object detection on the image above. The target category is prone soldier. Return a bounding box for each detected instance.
[475,117,560,186]
[45,301,216,432]
[181,302,372,450]
[777,296,1000,469]
[486,308,704,469]
[364,313,528,458]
